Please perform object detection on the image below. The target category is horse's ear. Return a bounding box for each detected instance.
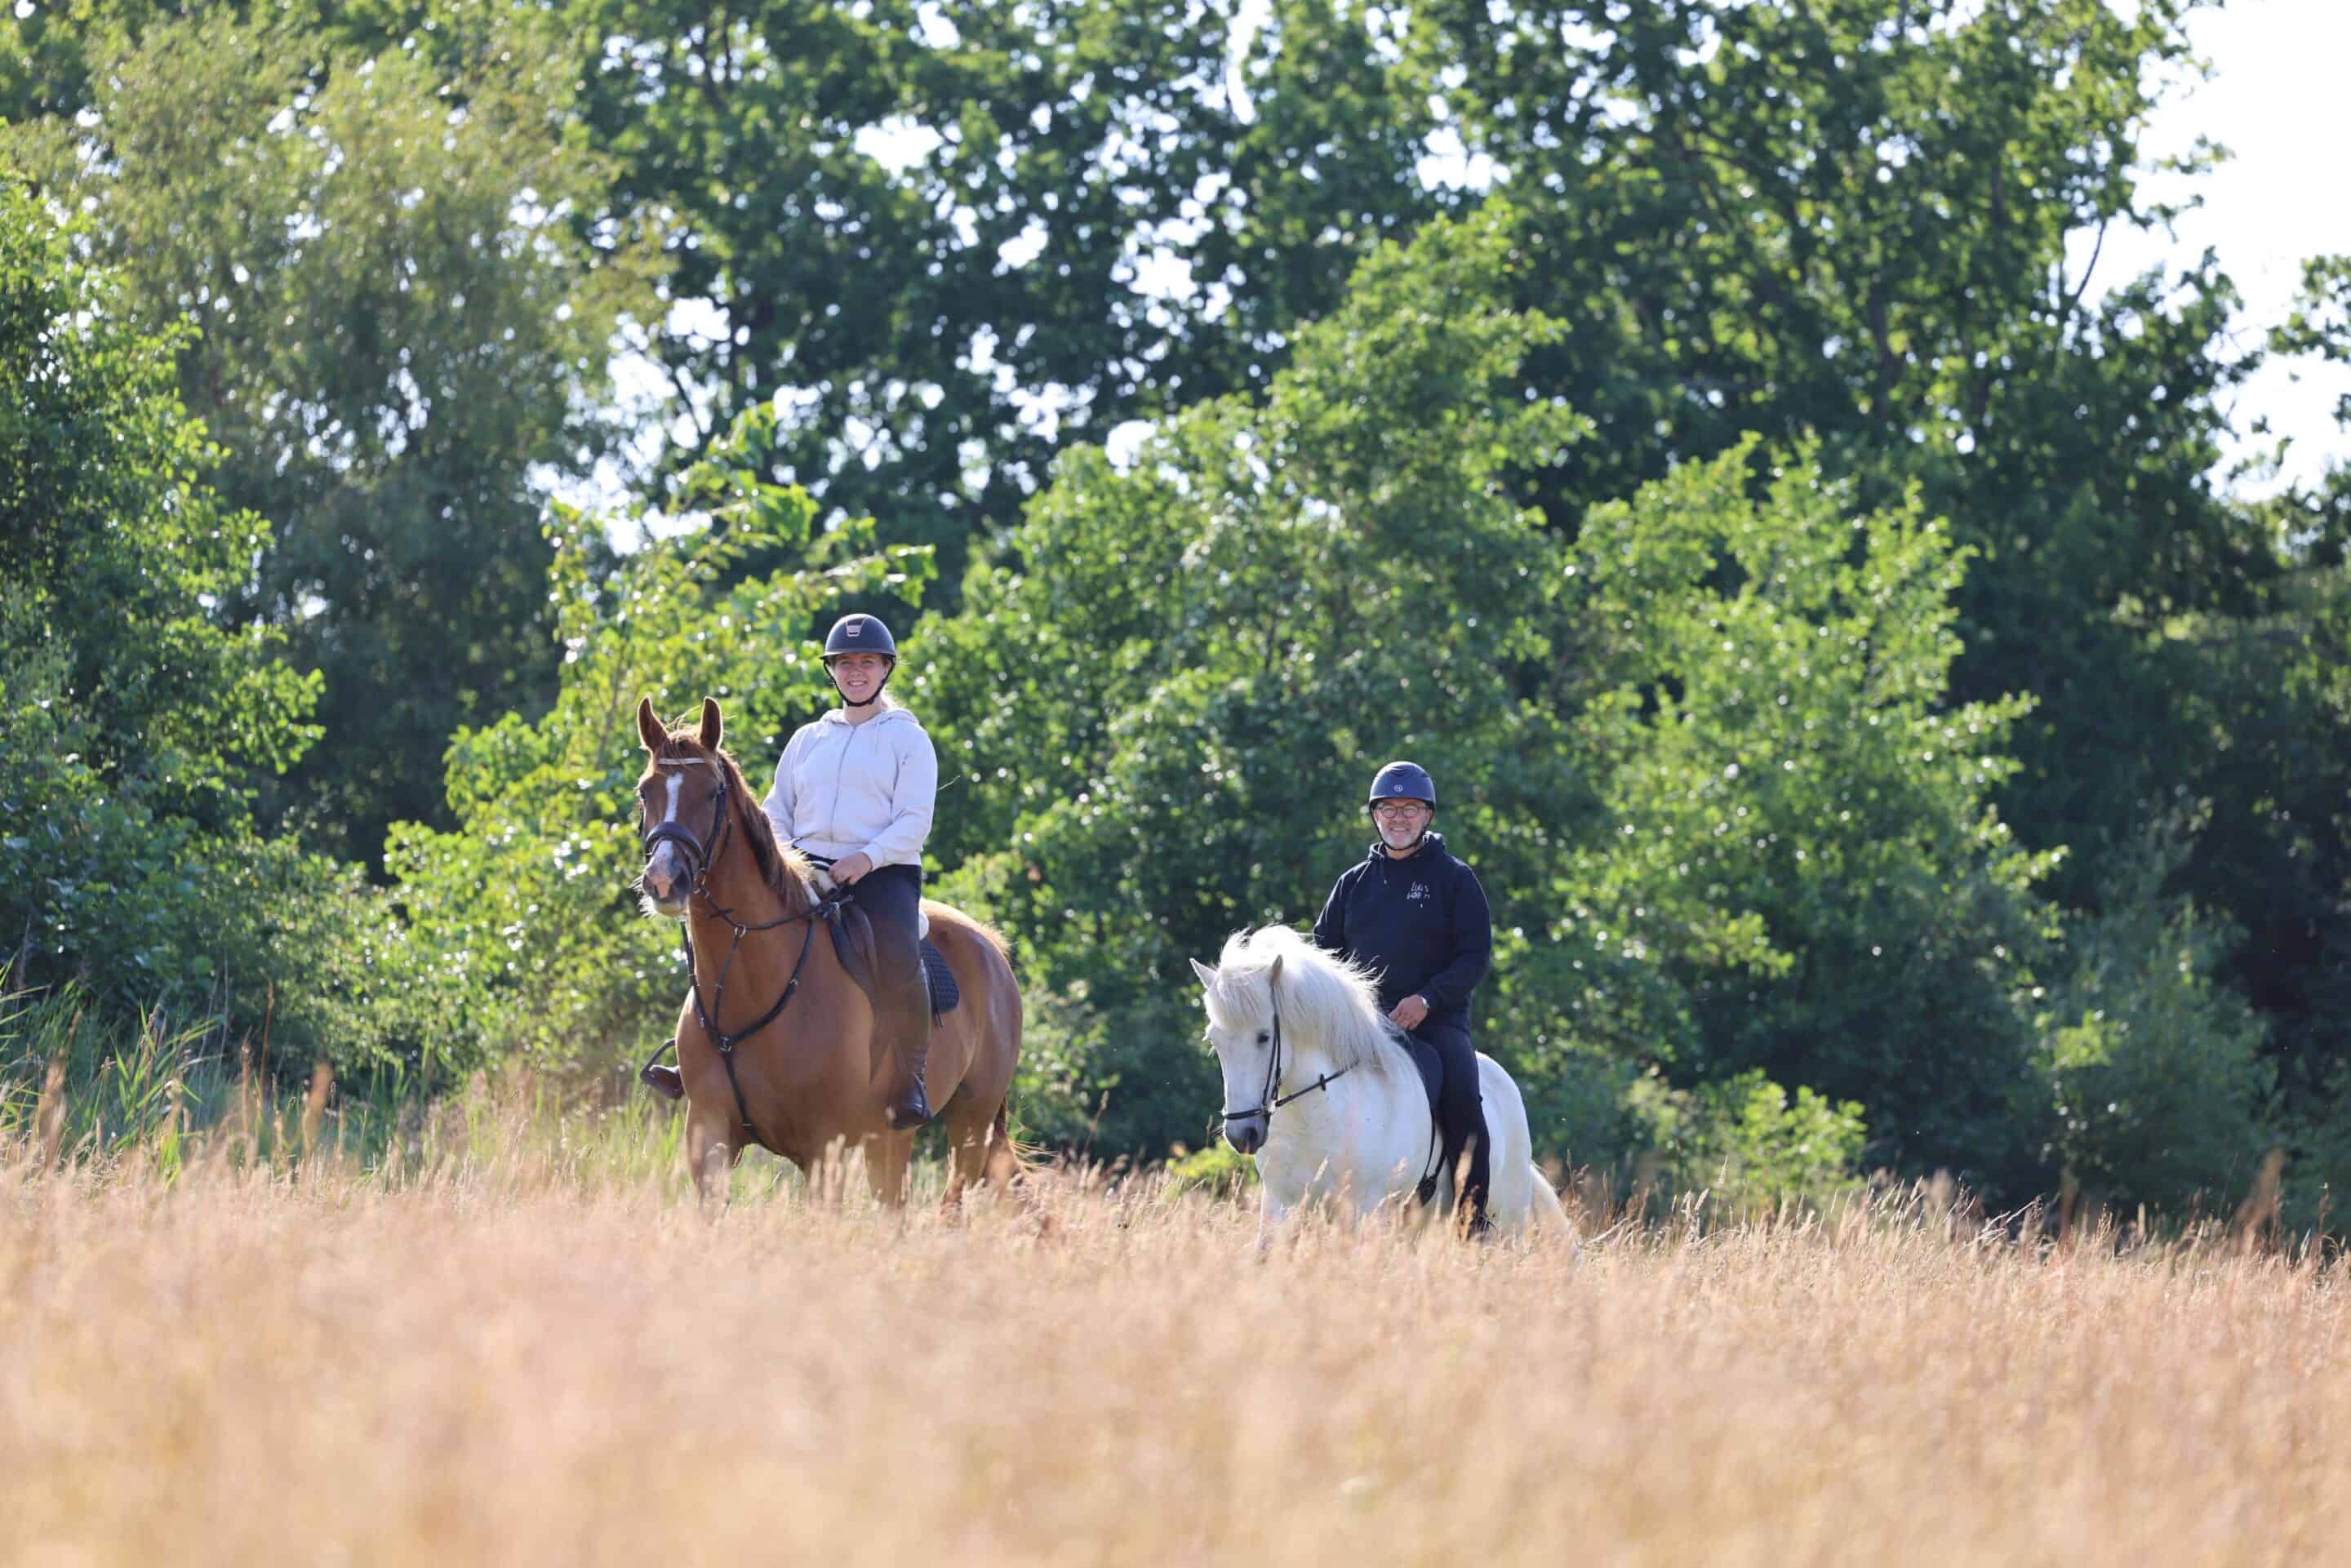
[699,697,722,750]
[637,696,664,754]
[1189,957,1217,989]
[1267,953,1284,992]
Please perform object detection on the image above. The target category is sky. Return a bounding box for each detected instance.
[2086,0,2351,494]
[598,0,2351,531]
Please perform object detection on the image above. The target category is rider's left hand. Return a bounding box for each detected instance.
[1389,994,1429,1031]
[830,851,875,886]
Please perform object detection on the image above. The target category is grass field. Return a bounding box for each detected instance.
[4,1081,2346,1567]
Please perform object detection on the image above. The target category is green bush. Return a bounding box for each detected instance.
[2030,824,2277,1217]
[1163,1139,1260,1201]
[1627,1067,1870,1210]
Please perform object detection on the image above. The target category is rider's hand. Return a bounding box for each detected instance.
[1389,994,1429,1031]
[831,851,875,886]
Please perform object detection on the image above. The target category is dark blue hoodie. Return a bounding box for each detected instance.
[1310,830,1493,1028]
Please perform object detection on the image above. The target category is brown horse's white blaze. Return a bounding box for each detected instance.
[631,695,1024,1208]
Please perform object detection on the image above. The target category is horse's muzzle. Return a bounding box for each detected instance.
[640,844,691,910]
[1224,1117,1266,1156]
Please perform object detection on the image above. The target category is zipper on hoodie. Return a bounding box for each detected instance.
[826,716,864,844]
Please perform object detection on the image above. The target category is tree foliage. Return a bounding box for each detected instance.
[4,2,661,864]
[0,179,362,1063]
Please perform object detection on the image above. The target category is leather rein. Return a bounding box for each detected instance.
[638,757,844,1150]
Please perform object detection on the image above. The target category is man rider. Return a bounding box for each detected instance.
[1311,761,1495,1233]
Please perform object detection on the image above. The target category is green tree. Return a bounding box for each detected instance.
[384,404,930,1069]
[0,179,347,1043]
[558,0,1455,598]
[923,208,2063,1184]
[4,5,660,867]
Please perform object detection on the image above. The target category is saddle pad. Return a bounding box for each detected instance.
[921,939,960,1018]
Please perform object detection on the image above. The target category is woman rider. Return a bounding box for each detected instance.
[1311,761,1495,1232]
[762,611,940,1129]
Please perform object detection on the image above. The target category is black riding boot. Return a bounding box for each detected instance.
[1458,1110,1494,1238]
[886,1011,934,1130]
[639,1039,684,1100]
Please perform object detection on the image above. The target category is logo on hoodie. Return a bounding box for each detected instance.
[1407,882,1432,904]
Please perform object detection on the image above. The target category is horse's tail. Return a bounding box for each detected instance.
[984,1096,1040,1188]
[1527,1162,1580,1250]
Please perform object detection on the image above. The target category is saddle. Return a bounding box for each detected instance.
[807,857,959,1020]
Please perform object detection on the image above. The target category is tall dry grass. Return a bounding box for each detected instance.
[4,1088,2347,1567]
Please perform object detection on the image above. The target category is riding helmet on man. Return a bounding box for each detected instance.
[1367,761,1436,807]
[1366,760,1437,850]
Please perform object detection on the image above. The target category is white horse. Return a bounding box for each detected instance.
[1189,926,1570,1242]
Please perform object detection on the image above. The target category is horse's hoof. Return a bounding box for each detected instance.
[639,1062,684,1101]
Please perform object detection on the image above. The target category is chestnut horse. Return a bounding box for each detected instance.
[633,696,1021,1206]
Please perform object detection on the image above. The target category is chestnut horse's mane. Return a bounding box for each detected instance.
[647,729,816,914]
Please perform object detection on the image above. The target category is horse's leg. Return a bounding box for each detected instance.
[940,1090,997,1212]
[861,1129,916,1208]
[981,1098,1019,1192]
[685,1105,736,1210]
[1255,1187,1291,1256]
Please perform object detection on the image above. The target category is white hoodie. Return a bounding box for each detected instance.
[762,704,939,868]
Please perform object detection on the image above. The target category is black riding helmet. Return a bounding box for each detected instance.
[1366,761,1436,853]
[823,612,899,660]
[821,612,898,706]
[1366,760,1436,811]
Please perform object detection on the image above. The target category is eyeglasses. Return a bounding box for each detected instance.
[1371,802,1430,820]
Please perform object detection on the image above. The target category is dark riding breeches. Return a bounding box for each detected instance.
[1415,1019,1491,1219]
[847,864,931,1064]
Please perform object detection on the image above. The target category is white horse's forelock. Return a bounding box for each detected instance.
[1207,926,1411,1081]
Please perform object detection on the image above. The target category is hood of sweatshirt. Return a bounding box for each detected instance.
[818,703,922,733]
[1363,828,1447,865]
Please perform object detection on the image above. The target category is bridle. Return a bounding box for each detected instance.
[637,753,846,1149]
[1215,983,1351,1131]
[1211,972,1442,1193]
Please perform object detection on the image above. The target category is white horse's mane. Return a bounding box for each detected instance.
[1204,925,1416,1084]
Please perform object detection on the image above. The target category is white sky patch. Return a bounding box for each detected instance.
[2066,0,2351,495]
[1227,0,1269,122]
[1105,419,1156,471]
[998,215,1049,273]
[1125,245,1195,301]
[1416,125,1504,193]
[856,116,942,173]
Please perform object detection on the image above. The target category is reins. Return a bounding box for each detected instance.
[637,755,846,1151]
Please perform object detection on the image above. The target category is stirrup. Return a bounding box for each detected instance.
[638,1038,684,1101]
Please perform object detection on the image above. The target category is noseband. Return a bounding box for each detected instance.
[638,755,846,1150]
[1215,988,1351,1130]
[641,757,735,902]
